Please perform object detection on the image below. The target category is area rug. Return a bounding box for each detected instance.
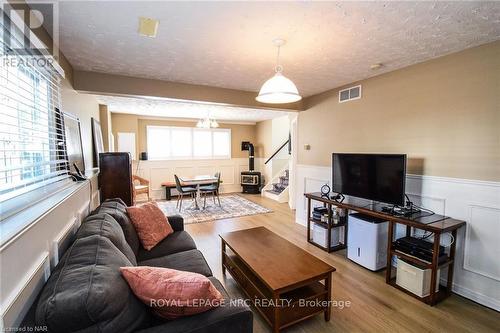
[156,194,272,224]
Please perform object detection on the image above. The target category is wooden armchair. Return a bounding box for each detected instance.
[132,175,150,201]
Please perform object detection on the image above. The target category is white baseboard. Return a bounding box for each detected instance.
[451,282,500,311]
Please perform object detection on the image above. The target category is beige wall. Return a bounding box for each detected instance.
[299,41,500,181]
[255,119,272,158]
[255,116,290,158]
[111,114,256,159]
[99,104,112,152]
[60,79,100,171]
[110,113,139,159]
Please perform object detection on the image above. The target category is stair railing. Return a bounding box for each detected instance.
[264,139,290,165]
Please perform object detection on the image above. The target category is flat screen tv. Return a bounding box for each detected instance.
[332,153,407,206]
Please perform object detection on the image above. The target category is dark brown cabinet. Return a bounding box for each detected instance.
[98,152,134,206]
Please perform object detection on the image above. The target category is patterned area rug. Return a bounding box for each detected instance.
[156,194,272,224]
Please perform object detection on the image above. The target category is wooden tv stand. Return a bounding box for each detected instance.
[304,192,466,306]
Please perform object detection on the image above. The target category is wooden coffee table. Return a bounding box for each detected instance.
[220,227,336,333]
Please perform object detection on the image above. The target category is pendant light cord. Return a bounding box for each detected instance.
[275,44,283,73]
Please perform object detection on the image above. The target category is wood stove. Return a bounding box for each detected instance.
[241,141,261,194]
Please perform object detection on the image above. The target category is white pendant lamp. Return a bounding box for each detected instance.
[256,39,301,104]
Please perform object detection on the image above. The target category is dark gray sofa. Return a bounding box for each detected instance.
[30,198,253,333]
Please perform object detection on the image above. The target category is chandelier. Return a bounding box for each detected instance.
[196,117,219,128]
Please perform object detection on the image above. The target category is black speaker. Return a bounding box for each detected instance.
[139,152,148,161]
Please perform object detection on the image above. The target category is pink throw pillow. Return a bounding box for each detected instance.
[126,202,173,250]
[120,266,224,319]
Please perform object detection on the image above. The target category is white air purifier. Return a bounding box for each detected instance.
[347,213,389,271]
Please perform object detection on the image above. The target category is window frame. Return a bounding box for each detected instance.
[146,125,232,161]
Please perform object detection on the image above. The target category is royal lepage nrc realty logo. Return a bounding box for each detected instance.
[2,1,58,59]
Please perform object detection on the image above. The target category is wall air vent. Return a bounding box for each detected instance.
[339,85,362,103]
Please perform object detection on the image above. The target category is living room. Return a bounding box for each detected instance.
[0,1,499,332]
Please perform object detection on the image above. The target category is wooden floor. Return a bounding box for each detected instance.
[184,194,500,333]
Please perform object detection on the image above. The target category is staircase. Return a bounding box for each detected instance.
[267,169,289,195]
[262,168,289,203]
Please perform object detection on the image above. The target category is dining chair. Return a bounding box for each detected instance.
[132,175,150,201]
[199,172,221,209]
[174,175,198,211]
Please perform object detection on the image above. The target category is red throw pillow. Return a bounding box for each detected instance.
[126,202,173,250]
[120,266,224,319]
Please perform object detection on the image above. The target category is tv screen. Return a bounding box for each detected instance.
[332,153,406,206]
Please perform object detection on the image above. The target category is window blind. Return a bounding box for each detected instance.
[0,19,68,202]
[147,125,232,160]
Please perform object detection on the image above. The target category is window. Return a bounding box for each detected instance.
[212,130,231,157]
[147,126,231,160]
[147,127,170,159]
[170,127,192,158]
[0,39,66,203]
[193,129,212,158]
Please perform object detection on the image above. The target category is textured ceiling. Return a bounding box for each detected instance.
[56,1,500,97]
[97,95,291,123]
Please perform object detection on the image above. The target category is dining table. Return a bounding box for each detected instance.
[179,175,218,210]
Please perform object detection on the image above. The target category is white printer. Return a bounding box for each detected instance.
[347,213,388,271]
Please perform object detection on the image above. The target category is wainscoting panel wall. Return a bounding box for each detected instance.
[464,205,500,282]
[0,175,98,329]
[135,158,251,199]
[295,164,500,310]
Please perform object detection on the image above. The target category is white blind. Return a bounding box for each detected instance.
[0,21,67,202]
[147,126,232,160]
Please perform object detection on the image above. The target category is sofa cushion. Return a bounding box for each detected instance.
[138,249,212,277]
[120,266,223,320]
[93,201,141,257]
[77,213,137,265]
[137,231,197,262]
[126,202,174,251]
[35,235,148,333]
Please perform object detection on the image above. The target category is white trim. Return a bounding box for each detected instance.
[406,174,500,188]
[296,164,500,187]
[450,282,500,311]
[0,180,90,250]
[289,114,298,209]
[52,217,78,268]
[296,164,331,171]
[0,252,50,328]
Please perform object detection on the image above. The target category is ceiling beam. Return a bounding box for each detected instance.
[73,71,303,111]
